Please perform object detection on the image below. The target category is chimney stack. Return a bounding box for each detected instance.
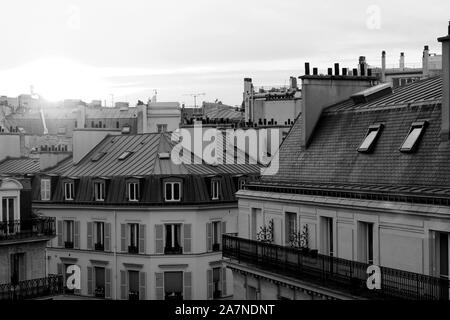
[289,76,297,89]
[305,62,310,75]
[438,21,450,140]
[334,63,340,76]
[399,52,405,70]
[359,56,367,76]
[422,45,430,78]
[381,51,386,82]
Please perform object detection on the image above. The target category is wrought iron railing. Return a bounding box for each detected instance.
[0,275,63,300]
[0,217,56,242]
[222,234,450,300]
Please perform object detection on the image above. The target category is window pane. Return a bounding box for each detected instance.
[164,272,183,293]
[8,199,14,221]
[401,127,422,151]
[2,199,7,221]
[166,225,173,247]
[165,183,172,200]
[359,130,378,151]
[173,183,180,200]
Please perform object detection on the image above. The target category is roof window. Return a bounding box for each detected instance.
[400,121,428,153]
[357,124,383,153]
[118,151,133,161]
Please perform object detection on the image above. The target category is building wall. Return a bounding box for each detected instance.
[0,241,48,284]
[37,205,238,299]
[252,100,300,125]
[0,134,21,161]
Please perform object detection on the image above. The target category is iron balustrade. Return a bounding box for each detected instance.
[0,218,56,242]
[222,234,450,300]
[0,275,63,300]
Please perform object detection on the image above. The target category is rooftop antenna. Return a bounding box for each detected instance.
[183,92,206,109]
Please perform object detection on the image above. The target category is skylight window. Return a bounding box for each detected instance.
[400,121,428,153]
[357,124,383,153]
[118,151,133,161]
[91,152,106,162]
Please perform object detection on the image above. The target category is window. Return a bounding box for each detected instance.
[157,124,168,133]
[285,212,297,244]
[128,223,139,254]
[128,182,139,201]
[165,182,181,202]
[2,198,16,223]
[128,270,140,300]
[358,124,383,153]
[64,220,74,248]
[211,180,220,200]
[247,286,258,300]
[64,182,75,200]
[118,151,133,161]
[212,267,221,299]
[400,121,428,153]
[432,231,450,279]
[95,267,106,298]
[94,181,106,201]
[41,179,51,200]
[164,271,183,300]
[121,126,131,134]
[212,221,222,251]
[94,222,104,251]
[358,222,374,264]
[320,217,333,256]
[165,224,182,254]
[10,253,25,284]
[91,152,106,162]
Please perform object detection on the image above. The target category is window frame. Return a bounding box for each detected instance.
[41,178,51,201]
[211,179,220,200]
[93,181,106,202]
[118,151,133,161]
[357,124,384,153]
[64,181,75,201]
[164,181,182,202]
[399,121,428,153]
[128,181,140,202]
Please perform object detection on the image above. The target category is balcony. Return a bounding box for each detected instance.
[128,245,139,254]
[164,246,183,255]
[222,234,450,300]
[95,242,104,251]
[0,275,63,300]
[0,218,56,244]
[128,290,139,300]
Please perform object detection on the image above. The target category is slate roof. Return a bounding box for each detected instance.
[0,157,40,175]
[256,75,450,200]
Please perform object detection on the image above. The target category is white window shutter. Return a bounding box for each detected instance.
[139,224,146,254]
[120,270,127,300]
[57,221,63,247]
[184,271,192,300]
[207,269,213,300]
[120,224,126,252]
[155,272,164,300]
[74,221,80,249]
[105,268,112,299]
[87,266,93,295]
[184,224,192,253]
[206,223,212,252]
[139,271,146,300]
[104,223,111,251]
[87,222,93,250]
[155,224,164,254]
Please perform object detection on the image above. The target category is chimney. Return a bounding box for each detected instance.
[304,63,310,75]
[422,45,430,78]
[289,76,298,89]
[359,56,367,76]
[299,68,376,147]
[438,21,450,140]
[381,51,386,82]
[400,52,405,70]
[243,78,253,122]
[75,104,86,129]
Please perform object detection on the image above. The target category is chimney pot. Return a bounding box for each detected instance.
[342,68,348,76]
[334,63,340,76]
[327,68,333,76]
[305,62,310,75]
[313,68,318,75]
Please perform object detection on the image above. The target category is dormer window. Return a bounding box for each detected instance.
[358,124,383,153]
[400,121,428,153]
[211,180,220,200]
[64,181,75,200]
[94,181,106,201]
[128,182,139,202]
[41,178,51,201]
[165,181,181,202]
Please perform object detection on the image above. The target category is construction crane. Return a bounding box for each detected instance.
[184,93,206,109]
[31,85,48,135]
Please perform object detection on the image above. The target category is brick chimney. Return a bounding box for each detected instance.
[299,64,377,147]
[399,52,405,70]
[422,45,430,78]
[439,21,450,140]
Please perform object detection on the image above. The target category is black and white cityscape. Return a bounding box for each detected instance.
[1,0,450,311]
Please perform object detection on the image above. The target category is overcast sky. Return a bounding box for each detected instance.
[0,0,449,106]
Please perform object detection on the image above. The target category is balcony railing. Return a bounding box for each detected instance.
[95,242,104,251]
[0,275,63,300]
[223,234,450,300]
[128,245,139,254]
[0,218,56,243]
[164,246,183,255]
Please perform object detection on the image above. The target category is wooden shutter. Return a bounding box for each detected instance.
[183,224,192,253]
[120,270,127,300]
[155,224,164,254]
[184,271,192,300]
[87,222,93,250]
[155,272,164,300]
[139,271,146,300]
[105,268,112,299]
[206,223,212,252]
[57,221,63,247]
[74,221,80,249]
[120,224,126,252]
[104,223,111,251]
[222,267,227,297]
[87,266,93,295]
[207,269,213,300]
[139,224,146,254]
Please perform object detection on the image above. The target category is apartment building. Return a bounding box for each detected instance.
[223,22,450,300]
[32,132,260,300]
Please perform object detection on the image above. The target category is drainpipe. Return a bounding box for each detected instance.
[114,210,118,300]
